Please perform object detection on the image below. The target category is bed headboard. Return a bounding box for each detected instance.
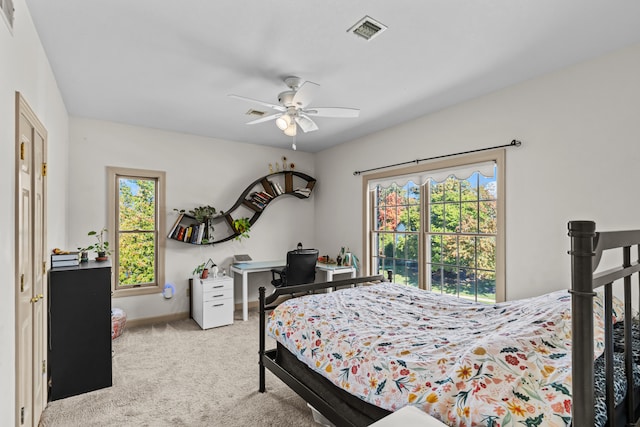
[568,220,640,426]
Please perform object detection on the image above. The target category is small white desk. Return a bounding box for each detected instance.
[230,261,357,321]
[316,263,356,281]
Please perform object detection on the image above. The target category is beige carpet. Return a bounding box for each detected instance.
[39,312,318,427]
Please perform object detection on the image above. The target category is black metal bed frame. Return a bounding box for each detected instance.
[569,220,640,427]
[257,222,640,426]
[258,275,387,427]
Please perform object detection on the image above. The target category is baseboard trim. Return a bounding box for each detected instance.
[238,301,259,311]
[126,311,190,328]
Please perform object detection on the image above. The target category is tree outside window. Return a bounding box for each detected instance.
[367,156,502,303]
[108,167,165,296]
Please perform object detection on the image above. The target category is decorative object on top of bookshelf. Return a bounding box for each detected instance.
[169,170,316,245]
[188,205,218,224]
[232,217,251,241]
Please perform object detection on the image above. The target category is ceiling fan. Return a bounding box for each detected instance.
[229,76,360,139]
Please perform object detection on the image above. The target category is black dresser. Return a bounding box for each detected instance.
[48,261,112,400]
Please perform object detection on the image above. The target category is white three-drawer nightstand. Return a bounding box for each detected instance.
[192,275,234,329]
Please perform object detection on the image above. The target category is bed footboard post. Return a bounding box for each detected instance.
[568,220,597,426]
[259,286,266,393]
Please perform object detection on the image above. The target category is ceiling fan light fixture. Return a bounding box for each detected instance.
[275,114,290,130]
[283,122,297,137]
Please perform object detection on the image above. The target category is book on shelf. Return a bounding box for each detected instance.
[168,213,184,238]
[176,226,186,241]
[269,180,282,195]
[51,252,79,262]
[293,187,312,197]
[51,259,80,268]
[190,224,201,244]
[196,224,205,244]
[274,181,285,195]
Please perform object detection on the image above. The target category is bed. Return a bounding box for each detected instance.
[258,220,640,426]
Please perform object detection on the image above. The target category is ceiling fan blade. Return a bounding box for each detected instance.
[295,114,319,133]
[291,81,319,108]
[246,113,282,125]
[304,107,360,118]
[228,94,285,112]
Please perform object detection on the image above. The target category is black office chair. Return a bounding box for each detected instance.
[271,248,319,288]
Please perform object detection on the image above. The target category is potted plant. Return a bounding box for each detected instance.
[86,227,111,261]
[175,205,219,242]
[76,245,91,263]
[232,217,251,241]
[193,258,216,279]
[193,262,207,278]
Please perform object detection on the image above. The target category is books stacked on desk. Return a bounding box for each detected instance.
[51,252,80,268]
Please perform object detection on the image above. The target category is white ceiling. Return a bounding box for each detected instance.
[24,1,640,152]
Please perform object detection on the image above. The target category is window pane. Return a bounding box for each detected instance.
[479,201,497,233]
[118,232,155,286]
[430,264,443,293]
[443,268,458,296]
[477,236,496,271]
[444,178,459,202]
[465,173,479,199]
[407,205,420,232]
[458,236,476,268]
[429,234,442,264]
[406,181,420,205]
[480,177,497,201]
[460,202,478,233]
[119,178,156,230]
[442,235,457,267]
[430,203,444,232]
[403,234,418,262]
[444,204,460,233]
[430,181,444,202]
[459,268,477,302]
[478,270,496,303]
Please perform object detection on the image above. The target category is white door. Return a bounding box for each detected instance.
[15,92,48,427]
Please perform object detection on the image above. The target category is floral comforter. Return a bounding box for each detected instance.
[267,283,620,427]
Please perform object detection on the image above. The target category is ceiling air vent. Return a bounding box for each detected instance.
[347,15,387,41]
[246,109,266,117]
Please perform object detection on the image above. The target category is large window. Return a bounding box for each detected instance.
[365,151,504,303]
[108,167,166,296]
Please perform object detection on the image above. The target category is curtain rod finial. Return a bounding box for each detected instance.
[512,139,522,147]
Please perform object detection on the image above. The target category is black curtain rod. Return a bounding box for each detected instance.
[353,139,522,176]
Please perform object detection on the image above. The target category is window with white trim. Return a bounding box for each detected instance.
[108,167,166,296]
[365,151,504,303]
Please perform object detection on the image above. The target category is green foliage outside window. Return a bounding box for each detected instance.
[372,172,497,303]
[118,178,157,287]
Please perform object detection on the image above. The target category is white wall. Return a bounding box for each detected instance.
[0,0,70,423]
[67,118,315,320]
[315,43,640,301]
